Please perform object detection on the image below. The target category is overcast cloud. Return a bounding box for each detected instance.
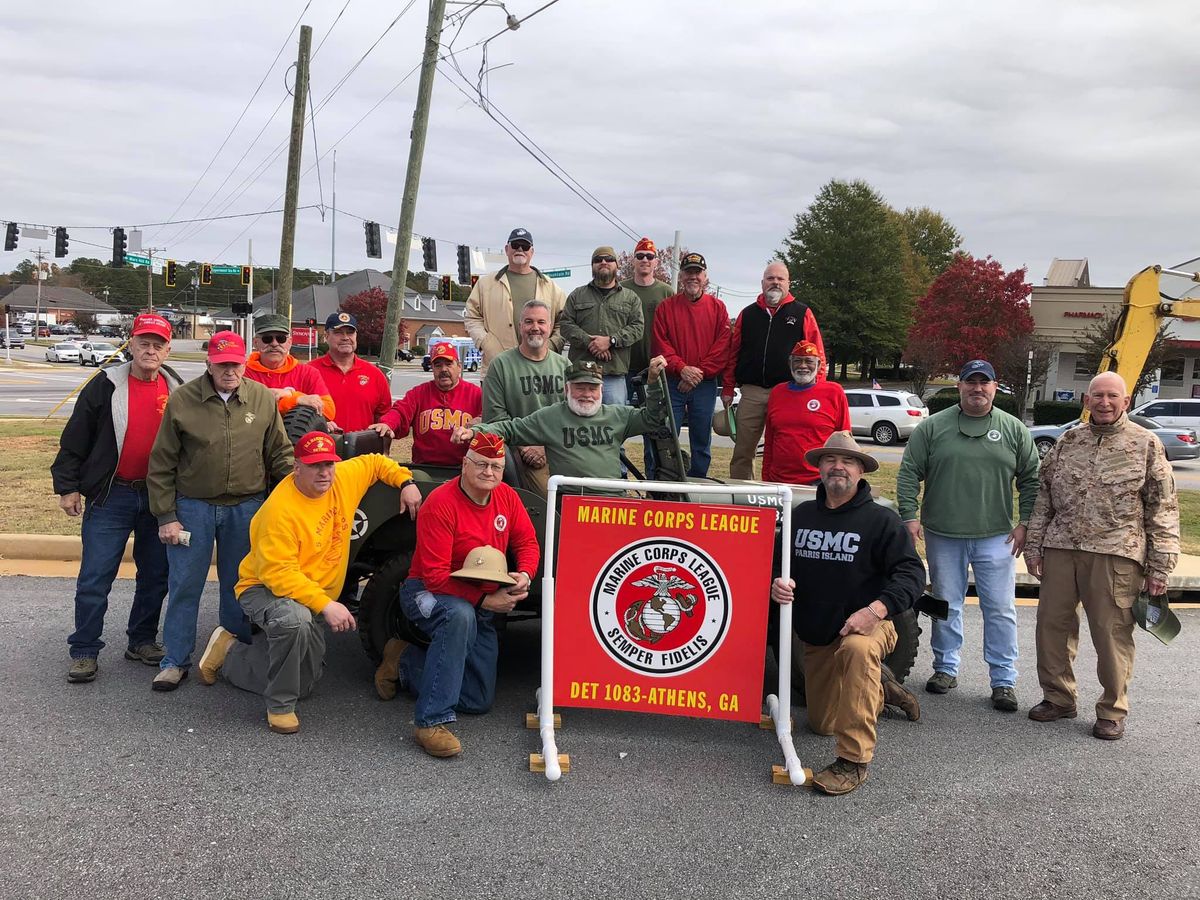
[4,0,1200,310]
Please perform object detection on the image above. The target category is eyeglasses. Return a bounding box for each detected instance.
[465,456,505,474]
[509,242,531,251]
[259,333,288,344]
[592,255,616,264]
[634,253,655,261]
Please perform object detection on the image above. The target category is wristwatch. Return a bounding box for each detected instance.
[609,335,620,349]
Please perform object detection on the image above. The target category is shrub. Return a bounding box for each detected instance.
[927,390,1020,416]
[1032,400,1083,426]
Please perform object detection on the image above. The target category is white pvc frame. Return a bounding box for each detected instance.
[537,475,806,784]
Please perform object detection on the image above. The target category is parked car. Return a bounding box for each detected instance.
[37,326,51,338]
[17,323,33,335]
[1029,415,1200,462]
[1130,398,1200,429]
[844,388,929,445]
[97,325,122,338]
[45,342,81,363]
[78,341,126,367]
[0,329,25,349]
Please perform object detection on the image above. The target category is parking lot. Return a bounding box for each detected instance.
[2,575,1198,899]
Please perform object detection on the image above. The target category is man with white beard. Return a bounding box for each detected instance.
[762,341,850,485]
[454,356,668,484]
[723,262,826,480]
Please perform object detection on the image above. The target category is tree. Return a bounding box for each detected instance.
[1076,309,1173,399]
[779,179,910,378]
[341,287,406,358]
[899,206,963,278]
[991,334,1054,418]
[906,254,1033,377]
[73,312,98,335]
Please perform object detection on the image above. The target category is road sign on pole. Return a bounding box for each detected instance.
[542,268,571,279]
[125,253,151,267]
[212,265,242,275]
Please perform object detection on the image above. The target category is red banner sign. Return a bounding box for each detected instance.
[553,496,776,723]
[291,326,316,346]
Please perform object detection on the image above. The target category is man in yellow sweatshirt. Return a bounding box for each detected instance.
[195,431,422,734]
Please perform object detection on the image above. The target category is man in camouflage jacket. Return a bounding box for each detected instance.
[1023,372,1179,740]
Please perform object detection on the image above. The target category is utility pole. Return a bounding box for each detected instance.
[277,24,312,322]
[32,248,46,338]
[245,239,254,342]
[670,230,682,292]
[143,247,163,312]
[378,0,448,377]
[330,150,337,283]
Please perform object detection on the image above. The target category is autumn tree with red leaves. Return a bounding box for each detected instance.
[341,287,406,358]
[906,255,1032,395]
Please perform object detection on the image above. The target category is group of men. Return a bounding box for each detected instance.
[49,227,1180,785]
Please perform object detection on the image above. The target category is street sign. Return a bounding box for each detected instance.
[212,265,242,275]
[125,253,151,267]
[543,268,571,278]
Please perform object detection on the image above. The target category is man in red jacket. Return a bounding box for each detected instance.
[763,341,849,485]
[374,432,539,758]
[651,252,730,477]
[723,262,825,480]
[380,341,482,466]
[243,314,335,420]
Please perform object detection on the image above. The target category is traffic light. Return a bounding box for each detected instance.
[364,221,382,258]
[240,265,252,287]
[470,274,479,289]
[232,299,251,316]
[304,317,317,327]
[440,274,452,304]
[421,237,437,272]
[456,244,471,285]
[165,259,177,288]
[4,223,17,252]
[112,227,127,267]
[54,227,69,258]
[200,263,212,286]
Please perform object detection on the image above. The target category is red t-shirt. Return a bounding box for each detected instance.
[307,354,392,432]
[380,379,483,466]
[762,380,850,485]
[115,374,170,481]
[409,477,540,605]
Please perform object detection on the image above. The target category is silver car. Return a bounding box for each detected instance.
[46,342,81,363]
[1030,415,1200,462]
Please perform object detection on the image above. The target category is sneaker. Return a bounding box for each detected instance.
[374,638,409,701]
[152,666,188,692]
[68,657,98,683]
[197,627,237,685]
[925,672,958,694]
[991,686,1018,712]
[1028,699,1078,722]
[267,711,300,734]
[414,724,462,758]
[124,642,165,665]
[812,758,869,796]
[881,664,920,721]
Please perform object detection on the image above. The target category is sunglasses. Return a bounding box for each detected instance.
[592,255,617,264]
[509,242,531,251]
[259,333,288,344]
[634,253,655,261]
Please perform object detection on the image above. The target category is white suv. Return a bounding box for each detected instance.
[844,389,928,445]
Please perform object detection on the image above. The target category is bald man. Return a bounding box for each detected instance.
[1024,372,1180,741]
[723,261,825,480]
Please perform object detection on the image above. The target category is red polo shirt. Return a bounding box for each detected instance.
[307,354,392,432]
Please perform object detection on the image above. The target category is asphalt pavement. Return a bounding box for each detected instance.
[1,575,1197,899]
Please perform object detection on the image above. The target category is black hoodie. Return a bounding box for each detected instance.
[788,479,925,646]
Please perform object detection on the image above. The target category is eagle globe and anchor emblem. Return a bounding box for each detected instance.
[623,566,699,643]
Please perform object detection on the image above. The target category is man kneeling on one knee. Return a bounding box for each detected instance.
[375,432,540,759]
[770,432,925,796]
[197,431,421,734]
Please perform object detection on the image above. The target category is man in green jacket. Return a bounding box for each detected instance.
[896,360,1039,712]
[147,331,294,692]
[559,246,644,406]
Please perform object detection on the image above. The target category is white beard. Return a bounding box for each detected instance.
[765,288,784,306]
[567,395,600,417]
[524,334,546,351]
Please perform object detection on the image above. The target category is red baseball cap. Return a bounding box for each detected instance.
[207,330,247,364]
[131,314,172,341]
[430,341,459,363]
[469,432,505,459]
[295,431,340,464]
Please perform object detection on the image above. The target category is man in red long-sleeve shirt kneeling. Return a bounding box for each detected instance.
[374,432,539,758]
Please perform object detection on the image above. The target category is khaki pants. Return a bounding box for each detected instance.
[803,620,896,764]
[729,384,771,480]
[1036,548,1140,721]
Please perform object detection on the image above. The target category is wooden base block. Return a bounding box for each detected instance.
[529,753,570,774]
[772,765,814,787]
[759,714,795,730]
[525,712,562,730]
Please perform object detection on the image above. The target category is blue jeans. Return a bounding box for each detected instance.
[925,530,1019,688]
[69,483,167,659]
[398,577,499,728]
[667,377,718,477]
[160,494,261,669]
[601,375,627,406]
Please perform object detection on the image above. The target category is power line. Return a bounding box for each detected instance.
[0,205,322,232]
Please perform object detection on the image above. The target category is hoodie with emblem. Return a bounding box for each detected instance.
[244,351,336,420]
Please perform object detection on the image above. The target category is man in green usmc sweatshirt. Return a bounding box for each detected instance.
[455,355,668,484]
[896,359,1039,712]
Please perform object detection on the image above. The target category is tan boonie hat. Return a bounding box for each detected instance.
[713,402,737,439]
[451,546,516,585]
[803,430,879,473]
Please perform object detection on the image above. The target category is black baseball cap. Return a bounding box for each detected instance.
[680,252,707,271]
[507,228,533,245]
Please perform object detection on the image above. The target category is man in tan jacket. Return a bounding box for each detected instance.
[464,227,567,374]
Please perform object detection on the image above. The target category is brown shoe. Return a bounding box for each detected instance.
[1092,718,1125,741]
[197,627,237,685]
[881,664,920,722]
[414,724,462,758]
[1028,699,1078,722]
[268,711,300,734]
[812,758,868,796]
[374,638,409,701]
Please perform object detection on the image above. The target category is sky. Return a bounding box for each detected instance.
[4,0,1200,313]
